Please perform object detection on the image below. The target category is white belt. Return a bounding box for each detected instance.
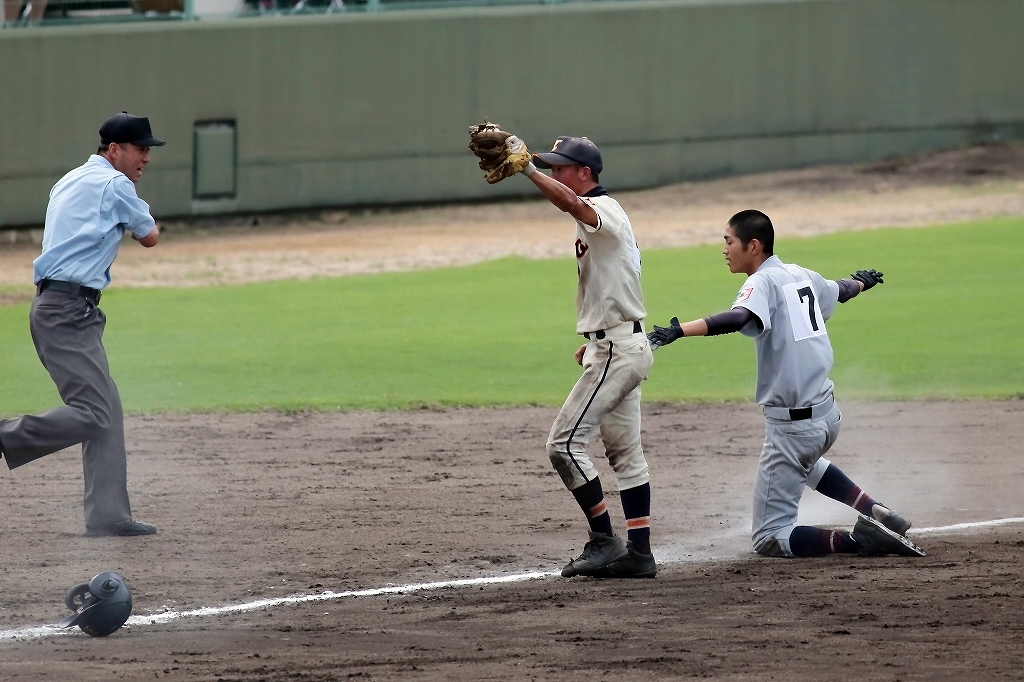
[583,320,644,342]
[763,394,835,421]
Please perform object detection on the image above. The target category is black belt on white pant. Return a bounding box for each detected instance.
[763,394,835,421]
[584,321,642,341]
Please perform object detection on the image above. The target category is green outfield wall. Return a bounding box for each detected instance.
[1,0,1022,226]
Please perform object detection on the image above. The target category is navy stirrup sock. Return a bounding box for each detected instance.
[814,463,879,516]
[789,526,859,556]
[571,478,614,537]
[619,482,652,555]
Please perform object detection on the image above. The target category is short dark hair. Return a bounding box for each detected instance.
[728,209,774,255]
[97,141,141,155]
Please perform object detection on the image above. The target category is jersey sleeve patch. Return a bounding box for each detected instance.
[732,275,771,337]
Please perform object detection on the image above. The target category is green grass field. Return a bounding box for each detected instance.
[0,217,1020,415]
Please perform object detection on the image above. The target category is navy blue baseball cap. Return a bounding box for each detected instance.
[533,136,603,176]
[99,112,165,147]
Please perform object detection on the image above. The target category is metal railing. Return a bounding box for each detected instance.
[3,0,186,26]
[2,0,593,26]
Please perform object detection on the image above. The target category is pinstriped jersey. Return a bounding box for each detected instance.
[573,193,647,334]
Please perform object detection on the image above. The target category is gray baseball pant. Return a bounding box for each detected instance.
[751,401,841,557]
[0,291,133,529]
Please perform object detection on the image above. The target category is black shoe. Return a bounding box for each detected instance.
[587,542,658,579]
[86,519,157,537]
[852,515,924,557]
[879,509,912,536]
[561,532,628,577]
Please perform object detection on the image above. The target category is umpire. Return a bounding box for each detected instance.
[0,112,163,537]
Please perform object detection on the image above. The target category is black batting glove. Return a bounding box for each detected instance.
[647,317,684,350]
[851,269,884,291]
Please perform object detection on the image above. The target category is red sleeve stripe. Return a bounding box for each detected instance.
[587,500,608,518]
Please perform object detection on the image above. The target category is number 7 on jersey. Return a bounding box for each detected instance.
[782,280,827,341]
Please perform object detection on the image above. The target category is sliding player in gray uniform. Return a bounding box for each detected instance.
[648,210,924,558]
[519,136,656,578]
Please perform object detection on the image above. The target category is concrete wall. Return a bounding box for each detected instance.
[1,0,1022,226]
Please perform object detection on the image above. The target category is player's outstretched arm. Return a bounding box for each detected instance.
[525,168,599,227]
[647,317,704,349]
[647,308,758,350]
[466,124,599,226]
[837,269,883,303]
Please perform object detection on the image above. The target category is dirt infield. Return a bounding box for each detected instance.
[1,399,1022,680]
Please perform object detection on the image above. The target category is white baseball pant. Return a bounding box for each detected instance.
[546,324,653,493]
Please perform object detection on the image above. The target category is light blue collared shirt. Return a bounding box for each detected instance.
[33,155,156,290]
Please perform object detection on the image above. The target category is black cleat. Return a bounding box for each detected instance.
[586,541,657,579]
[853,515,924,557]
[879,509,912,536]
[561,532,628,577]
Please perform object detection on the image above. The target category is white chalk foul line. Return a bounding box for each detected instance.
[4,515,1024,643]
[127,570,556,627]
[911,516,1024,534]
[0,570,555,643]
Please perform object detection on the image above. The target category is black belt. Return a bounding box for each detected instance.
[37,279,102,303]
[788,407,812,421]
[763,394,835,422]
[585,321,642,341]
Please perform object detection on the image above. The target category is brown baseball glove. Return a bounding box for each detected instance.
[468,122,532,184]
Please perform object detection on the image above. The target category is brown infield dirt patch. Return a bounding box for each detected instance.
[1,399,1023,680]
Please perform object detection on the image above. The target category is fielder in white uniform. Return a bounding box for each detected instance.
[515,136,656,578]
[647,210,925,558]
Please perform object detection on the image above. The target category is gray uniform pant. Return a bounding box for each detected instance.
[546,330,654,492]
[0,291,132,529]
[751,401,841,557]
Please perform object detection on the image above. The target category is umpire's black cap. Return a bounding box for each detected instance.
[99,112,165,147]
[533,136,603,176]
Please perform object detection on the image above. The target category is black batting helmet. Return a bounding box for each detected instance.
[59,572,133,637]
